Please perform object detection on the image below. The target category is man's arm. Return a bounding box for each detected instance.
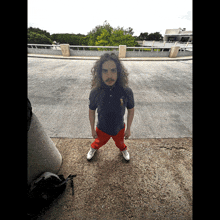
[124,107,134,139]
[127,107,134,130]
[89,109,97,138]
[89,109,95,130]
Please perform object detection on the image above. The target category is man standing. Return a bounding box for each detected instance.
[87,53,135,161]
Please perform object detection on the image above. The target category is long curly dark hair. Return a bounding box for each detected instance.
[91,53,129,89]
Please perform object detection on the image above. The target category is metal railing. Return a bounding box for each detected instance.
[27,43,191,52]
[27,43,192,57]
[142,40,192,47]
[69,45,118,49]
[28,44,55,48]
[27,44,119,51]
[127,46,170,52]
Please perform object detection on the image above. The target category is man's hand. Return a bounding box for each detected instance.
[124,129,131,139]
[92,129,98,139]
[126,108,134,139]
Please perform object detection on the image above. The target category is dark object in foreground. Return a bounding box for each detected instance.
[27,172,77,219]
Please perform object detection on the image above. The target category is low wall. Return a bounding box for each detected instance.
[126,51,170,57]
[28,48,62,55]
[176,50,192,57]
[28,44,192,58]
[69,49,119,57]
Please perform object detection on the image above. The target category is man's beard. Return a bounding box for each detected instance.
[105,78,115,83]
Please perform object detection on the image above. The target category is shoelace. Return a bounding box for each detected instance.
[123,151,128,156]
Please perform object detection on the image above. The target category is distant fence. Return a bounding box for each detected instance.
[28,44,63,56]
[27,43,192,58]
[142,40,192,48]
[70,45,119,57]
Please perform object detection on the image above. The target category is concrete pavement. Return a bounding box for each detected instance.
[39,137,192,220]
[28,57,192,138]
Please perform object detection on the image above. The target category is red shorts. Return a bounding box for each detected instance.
[91,124,127,151]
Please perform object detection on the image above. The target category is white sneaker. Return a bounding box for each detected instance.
[121,149,130,161]
[87,147,97,160]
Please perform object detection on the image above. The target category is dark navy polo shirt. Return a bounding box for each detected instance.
[89,81,135,136]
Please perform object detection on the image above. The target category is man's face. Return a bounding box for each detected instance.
[101,60,117,87]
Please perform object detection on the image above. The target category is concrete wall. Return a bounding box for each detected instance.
[69,49,119,57]
[176,50,192,57]
[28,45,192,58]
[164,36,193,42]
[165,29,180,35]
[28,48,62,55]
[126,51,170,57]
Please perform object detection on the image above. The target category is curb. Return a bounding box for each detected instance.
[28,54,192,61]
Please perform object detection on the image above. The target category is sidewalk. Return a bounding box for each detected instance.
[28,53,192,61]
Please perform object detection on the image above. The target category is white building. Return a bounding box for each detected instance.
[163,28,192,42]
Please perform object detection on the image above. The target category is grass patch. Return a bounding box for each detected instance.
[127,48,161,52]
[144,48,161,51]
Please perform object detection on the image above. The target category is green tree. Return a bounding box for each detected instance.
[94,28,138,50]
[114,26,134,36]
[87,20,113,46]
[79,35,89,45]
[95,29,111,46]
[110,29,138,46]
[28,31,52,44]
[51,33,81,45]
[137,32,163,41]
[138,32,149,40]
[125,27,134,36]
[28,27,51,38]
[153,32,163,41]
[88,21,138,48]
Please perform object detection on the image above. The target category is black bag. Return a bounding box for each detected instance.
[27,172,76,219]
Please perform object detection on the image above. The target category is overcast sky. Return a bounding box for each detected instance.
[28,0,192,37]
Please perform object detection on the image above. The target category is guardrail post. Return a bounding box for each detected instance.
[169,46,180,58]
[119,45,126,58]
[60,44,70,56]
